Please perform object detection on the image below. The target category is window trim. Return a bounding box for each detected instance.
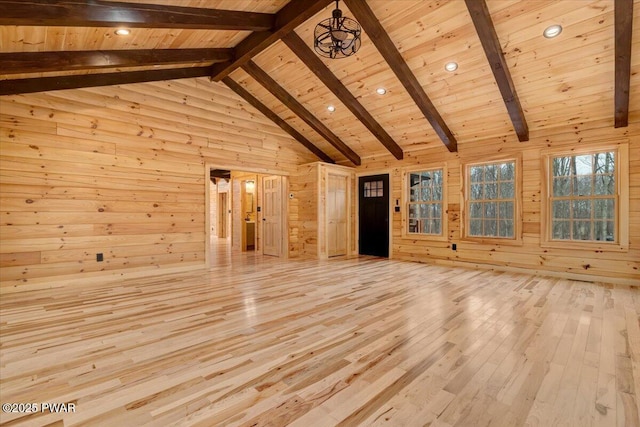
[461,155,523,245]
[541,142,629,252]
[401,165,448,241]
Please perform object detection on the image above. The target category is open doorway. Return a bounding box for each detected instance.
[206,165,288,267]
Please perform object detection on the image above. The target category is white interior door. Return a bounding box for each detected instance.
[328,174,348,257]
[262,176,282,257]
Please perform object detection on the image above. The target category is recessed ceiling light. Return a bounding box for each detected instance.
[376,87,387,95]
[115,28,131,36]
[444,62,458,72]
[327,105,336,112]
[543,24,562,39]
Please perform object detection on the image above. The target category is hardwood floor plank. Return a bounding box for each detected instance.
[1,240,639,426]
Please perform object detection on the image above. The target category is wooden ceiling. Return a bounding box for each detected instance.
[0,0,637,165]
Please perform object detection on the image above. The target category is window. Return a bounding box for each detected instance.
[542,144,628,250]
[464,159,519,241]
[407,169,443,235]
[364,180,384,198]
[550,152,615,241]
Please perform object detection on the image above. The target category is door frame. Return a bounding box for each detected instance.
[205,163,290,268]
[356,169,394,259]
[218,191,229,238]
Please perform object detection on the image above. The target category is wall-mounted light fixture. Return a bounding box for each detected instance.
[245,180,255,192]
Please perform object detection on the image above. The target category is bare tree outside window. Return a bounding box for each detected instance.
[550,151,615,242]
[467,161,516,239]
[408,169,443,235]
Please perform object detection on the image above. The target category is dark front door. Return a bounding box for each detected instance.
[359,174,389,257]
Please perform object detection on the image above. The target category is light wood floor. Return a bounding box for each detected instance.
[1,241,640,426]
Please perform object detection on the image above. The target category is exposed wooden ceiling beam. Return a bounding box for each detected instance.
[282,32,404,161]
[1,49,233,75]
[614,0,633,128]
[242,60,361,166]
[465,0,529,142]
[0,66,213,95]
[223,77,335,164]
[0,0,274,31]
[344,0,457,153]
[210,0,334,82]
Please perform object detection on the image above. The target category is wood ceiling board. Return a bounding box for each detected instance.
[222,76,334,163]
[488,1,596,42]
[0,0,275,31]
[230,67,346,163]
[367,0,472,54]
[519,72,614,103]
[345,0,457,152]
[242,60,361,165]
[209,0,334,81]
[345,2,511,145]
[465,0,529,142]
[0,26,250,53]
[251,39,395,160]
[292,8,449,153]
[336,1,508,137]
[282,32,403,160]
[508,46,613,85]
[101,0,288,14]
[500,18,615,66]
[489,1,618,134]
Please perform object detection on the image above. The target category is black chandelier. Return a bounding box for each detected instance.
[314,0,361,59]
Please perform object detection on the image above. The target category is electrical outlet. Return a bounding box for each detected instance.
[96,253,104,262]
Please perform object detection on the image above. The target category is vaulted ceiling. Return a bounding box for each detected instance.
[1,0,637,166]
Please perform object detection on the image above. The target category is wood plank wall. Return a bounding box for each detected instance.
[288,163,319,259]
[357,120,640,284]
[0,78,315,290]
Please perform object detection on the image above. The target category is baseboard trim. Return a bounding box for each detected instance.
[395,256,640,286]
[0,262,206,294]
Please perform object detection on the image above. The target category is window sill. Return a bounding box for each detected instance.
[541,240,628,253]
[461,236,524,246]
[402,232,448,242]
